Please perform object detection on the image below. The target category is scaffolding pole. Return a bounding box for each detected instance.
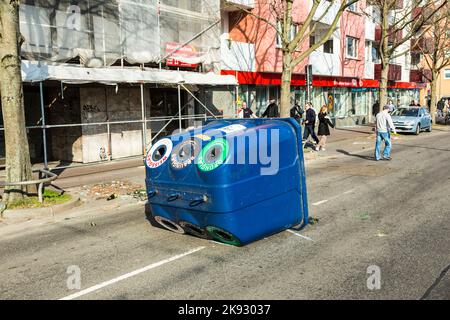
[141,83,147,154]
[180,84,217,119]
[178,85,182,130]
[39,82,48,170]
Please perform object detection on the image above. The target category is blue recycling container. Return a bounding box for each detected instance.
[145,118,308,246]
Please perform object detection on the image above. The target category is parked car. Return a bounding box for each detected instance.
[391,107,432,135]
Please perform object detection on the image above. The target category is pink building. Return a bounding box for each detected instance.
[220,0,424,125]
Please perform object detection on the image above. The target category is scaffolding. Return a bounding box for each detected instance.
[1,0,238,171]
[18,0,222,70]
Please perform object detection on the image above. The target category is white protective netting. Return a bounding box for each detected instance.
[19,0,221,70]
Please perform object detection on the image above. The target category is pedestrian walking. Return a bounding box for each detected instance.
[375,105,397,161]
[303,102,319,147]
[387,99,395,113]
[372,100,380,117]
[237,101,257,119]
[315,105,335,151]
[261,98,279,118]
[437,98,444,116]
[290,101,304,124]
[444,99,450,114]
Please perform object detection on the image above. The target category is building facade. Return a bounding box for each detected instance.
[220,0,426,126]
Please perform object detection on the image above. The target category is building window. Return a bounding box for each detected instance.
[276,21,297,47]
[372,44,379,63]
[276,21,282,47]
[444,69,450,79]
[323,38,333,54]
[346,36,358,59]
[411,52,421,66]
[290,24,298,42]
[365,41,371,62]
[310,35,315,48]
[347,0,357,12]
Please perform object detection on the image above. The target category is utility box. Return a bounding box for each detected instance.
[145,118,309,246]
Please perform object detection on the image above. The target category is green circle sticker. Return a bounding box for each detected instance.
[197,139,229,172]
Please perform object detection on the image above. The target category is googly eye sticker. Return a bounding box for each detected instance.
[170,139,201,169]
[197,138,230,172]
[146,138,173,169]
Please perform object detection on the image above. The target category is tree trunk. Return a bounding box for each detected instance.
[429,72,438,124]
[279,52,293,118]
[379,62,389,110]
[0,0,34,204]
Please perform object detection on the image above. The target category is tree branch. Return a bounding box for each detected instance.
[291,0,359,67]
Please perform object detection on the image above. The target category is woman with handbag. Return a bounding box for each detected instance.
[315,105,335,151]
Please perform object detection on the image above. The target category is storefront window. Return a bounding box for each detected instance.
[351,90,368,116]
[292,87,306,108]
[331,87,350,118]
[238,85,248,107]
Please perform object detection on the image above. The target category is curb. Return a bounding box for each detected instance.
[1,195,82,223]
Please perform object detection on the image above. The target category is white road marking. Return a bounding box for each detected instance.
[210,240,236,247]
[312,189,354,207]
[312,199,329,206]
[59,246,205,300]
[286,229,314,242]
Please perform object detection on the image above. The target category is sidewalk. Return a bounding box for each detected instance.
[303,124,375,161]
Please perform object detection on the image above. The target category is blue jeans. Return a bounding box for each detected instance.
[375,131,392,160]
[303,124,319,144]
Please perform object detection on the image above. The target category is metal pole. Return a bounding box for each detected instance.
[118,0,124,68]
[178,85,182,130]
[157,0,162,70]
[101,5,106,67]
[107,122,111,161]
[180,84,217,119]
[39,82,48,169]
[141,84,147,155]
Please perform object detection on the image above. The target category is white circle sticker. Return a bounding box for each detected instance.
[146,138,173,169]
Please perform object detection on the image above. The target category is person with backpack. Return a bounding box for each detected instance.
[290,101,304,124]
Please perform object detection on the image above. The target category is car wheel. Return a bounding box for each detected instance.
[415,124,421,135]
[426,123,432,132]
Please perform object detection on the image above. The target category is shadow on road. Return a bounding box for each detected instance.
[336,149,374,161]
[334,127,375,135]
[397,144,450,153]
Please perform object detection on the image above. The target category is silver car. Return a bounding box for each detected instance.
[391,107,432,135]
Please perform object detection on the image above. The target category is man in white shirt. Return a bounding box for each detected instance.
[375,105,397,161]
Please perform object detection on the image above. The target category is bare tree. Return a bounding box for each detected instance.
[369,0,448,109]
[0,0,34,205]
[412,0,450,122]
[224,0,359,117]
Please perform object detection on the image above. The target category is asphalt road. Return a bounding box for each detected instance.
[0,129,449,300]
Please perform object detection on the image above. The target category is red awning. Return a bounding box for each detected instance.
[221,70,425,89]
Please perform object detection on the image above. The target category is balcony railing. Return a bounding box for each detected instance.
[375,63,402,81]
[410,69,431,82]
[411,37,434,53]
[375,26,402,44]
